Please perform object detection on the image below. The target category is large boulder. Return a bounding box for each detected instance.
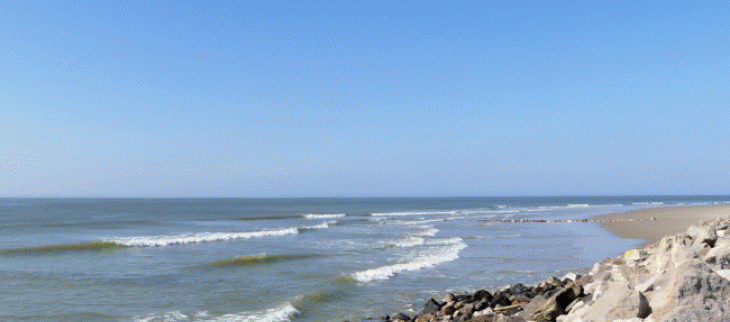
[530,282,583,322]
[688,225,719,247]
[579,282,651,322]
[651,259,730,321]
[421,298,442,315]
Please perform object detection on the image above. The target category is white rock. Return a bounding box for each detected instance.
[581,282,651,322]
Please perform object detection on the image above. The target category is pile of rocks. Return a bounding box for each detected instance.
[376,216,730,322]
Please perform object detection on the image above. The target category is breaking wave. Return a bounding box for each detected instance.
[301,213,346,219]
[370,210,458,217]
[300,221,336,230]
[351,239,468,282]
[111,228,300,247]
[386,237,425,248]
[131,303,299,322]
[413,227,439,237]
[5,221,337,253]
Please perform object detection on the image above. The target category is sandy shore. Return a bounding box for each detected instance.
[595,204,730,245]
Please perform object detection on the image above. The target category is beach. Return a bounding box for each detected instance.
[384,203,730,321]
[596,204,730,245]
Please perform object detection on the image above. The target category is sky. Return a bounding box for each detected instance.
[1,1,729,198]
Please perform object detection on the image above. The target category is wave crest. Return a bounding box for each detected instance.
[301,213,346,219]
[111,228,299,247]
[352,240,468,282]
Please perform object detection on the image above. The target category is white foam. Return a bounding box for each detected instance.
[301,221,335,230]
[352,241,468,282]
[566,204,591,208]
[414,227,439,237]
[111,227,299,247]
[388,237,425,248]
[213,303,300,322]
[131,303,299,322]
[302,213,346,219]
[371,210,457,217]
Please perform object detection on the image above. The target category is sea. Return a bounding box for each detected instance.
[1,196,728,322]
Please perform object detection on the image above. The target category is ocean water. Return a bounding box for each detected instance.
[1,196,728,321]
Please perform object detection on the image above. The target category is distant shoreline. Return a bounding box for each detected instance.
[595,204,730,246]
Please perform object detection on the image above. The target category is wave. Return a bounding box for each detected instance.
[300,213,346,219]
[110,227,300,247]
[207,254,318,268]
[300,221,336,230]
[386,237,425,248]
[131,303,299,322]
[6,222,335,253]
[351,240,468,282]
[2,226,310,253]
[370,207,515,217]
[1,241,121,254]
[566,204,591,208]
[235,215,296,221]
[371,210,458,217]
[413,227,439,237]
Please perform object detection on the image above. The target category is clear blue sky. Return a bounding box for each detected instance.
[1,1,728,197]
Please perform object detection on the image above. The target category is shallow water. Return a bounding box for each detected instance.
[0,197,727,321]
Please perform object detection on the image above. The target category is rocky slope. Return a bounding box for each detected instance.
[376,216,730,322]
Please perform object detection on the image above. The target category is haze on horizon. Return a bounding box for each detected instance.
[1,2,728,198]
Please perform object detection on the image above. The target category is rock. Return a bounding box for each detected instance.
[474,298,490,311]
[688,225,718,247]
[440,302,457,316]
[622,249,646,262]
[704,217,730,231]
[531,282,583,322]
[454,301,464,310]
[560,272,580,283]
[472,289,493,303]
[493,314,526,322]
[473,307,494,319]
[635,274,660,293]
[390,312,410,321]
[704,240,730,269]
[421,298,442,315]
[580,282,650,322]
[444,293,456,303]
[455,294,472,303]
[610,265,650,288]
[414,313,436,322]
[509,283,529,295]
[489,291,511,308]
[544,276,562,286]
[517,294,547,319]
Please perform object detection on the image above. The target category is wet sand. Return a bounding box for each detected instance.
[595,204,730,245]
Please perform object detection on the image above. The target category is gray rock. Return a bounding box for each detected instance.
[688,225,718,247]
[531,282,583,322]
[421,298,441,315]
[705,240,730,269]
[580,282,651,322]
[472,289,493,303]
[443,293,456,303]
[650,259,730,321]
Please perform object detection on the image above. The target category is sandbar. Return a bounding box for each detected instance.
[595,204,730,245]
